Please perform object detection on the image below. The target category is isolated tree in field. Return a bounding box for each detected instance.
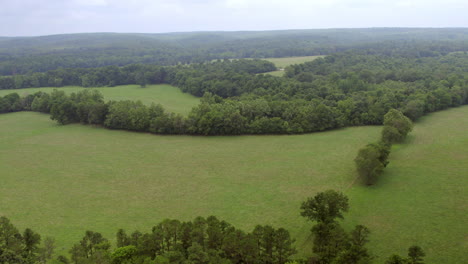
[354,142,390,185]
[300,190,349,224]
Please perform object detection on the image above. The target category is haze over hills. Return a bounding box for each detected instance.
[0,28,467,75]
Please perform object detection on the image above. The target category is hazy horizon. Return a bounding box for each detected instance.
[2,0,468,37]
[4,27,468,38]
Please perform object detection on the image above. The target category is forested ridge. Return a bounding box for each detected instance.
[1,48,467,135]
[1,28,467,75]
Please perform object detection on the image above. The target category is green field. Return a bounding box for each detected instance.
[345,106,468,263]
[0,85,199,115]
[0,106,467,263]
[261,56,323,77]
[263,56,324,68]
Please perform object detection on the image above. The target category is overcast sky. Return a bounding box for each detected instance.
[1,0,467,36]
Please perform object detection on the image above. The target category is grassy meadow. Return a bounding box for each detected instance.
[263,56,324,68]
[262,55,323,76]
[0,106,467,263]
[0,85,199,115]
[344,106,468,263]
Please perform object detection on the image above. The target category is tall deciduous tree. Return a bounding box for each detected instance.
[300,190,349,224]
[382,109,413,143]
[354,142,390,185]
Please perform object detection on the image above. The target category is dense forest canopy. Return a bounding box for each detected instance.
[0,28,467,135]
[0,28,467,75]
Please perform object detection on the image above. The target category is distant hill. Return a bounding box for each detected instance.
[0,28,467,75]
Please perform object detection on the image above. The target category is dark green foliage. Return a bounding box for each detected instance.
[104,100,150,131]
[0,216,42,264]
[39,237,56,263]
[333,225,371,264]
[1,36,467,136]
[407,246,425,264]
[1,29,467,75]
[385,255,409,264]
[57,255,71,264]
[111,245,137,264]
[0,92,21,113]
[300,190,349,224]
[354,142,390,185]
[22,228,41,260]
[107,216,296,264]
[381,126,404,145]
[310,222,349,263]
[69,230,111,264]
[301,191,372,264]
[31,92,52,113]
[384,245,425,264]
[50,99,78,125]
[382,109,413,144]
[402,100,425,121]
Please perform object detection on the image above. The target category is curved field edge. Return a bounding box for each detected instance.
[0,84,200,115]
[0,106,467,263]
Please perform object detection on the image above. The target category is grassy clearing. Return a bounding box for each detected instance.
[263,56,324,68]
[261,56,323,77]
[0,85,199,115]
[261,70,285,77]
[0,106,466,263]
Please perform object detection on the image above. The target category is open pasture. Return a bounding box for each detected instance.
[262,55,323,77]
[0,106,467,263]
[0,85,199,115]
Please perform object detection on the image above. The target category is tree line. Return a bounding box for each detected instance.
[0,191,424,264]
[0,50,467,135]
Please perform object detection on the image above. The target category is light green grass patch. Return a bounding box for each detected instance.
[263,70,285,77]
[263,56,324,68]
[0,85,199,115]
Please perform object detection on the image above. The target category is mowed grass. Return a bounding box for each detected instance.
[0,85,199,115]
[0,106,467,263]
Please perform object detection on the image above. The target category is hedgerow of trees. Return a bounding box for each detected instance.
[355,109,414,185]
